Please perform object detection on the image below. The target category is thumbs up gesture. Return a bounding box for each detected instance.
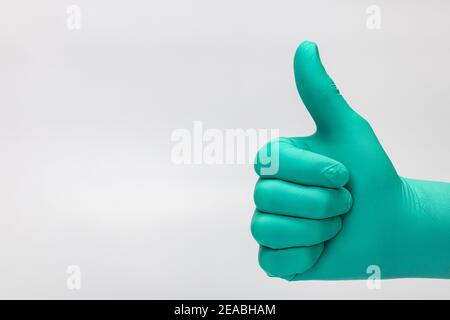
[252,41,450,280]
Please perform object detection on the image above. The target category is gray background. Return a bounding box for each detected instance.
[0,0,449,299]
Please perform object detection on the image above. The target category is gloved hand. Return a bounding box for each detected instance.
[252,41,450,280]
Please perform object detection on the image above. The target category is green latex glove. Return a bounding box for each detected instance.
[251,41,450,280]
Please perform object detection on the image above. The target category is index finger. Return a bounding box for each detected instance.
[254,137,349,188]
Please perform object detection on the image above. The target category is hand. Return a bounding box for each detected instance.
[251,41,450,280]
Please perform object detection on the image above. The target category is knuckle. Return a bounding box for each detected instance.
[250,212,267,243]
[254,137,290,175]
[258,247,275,274]
[251,212,280,248]
[253,179,275,210]
[254,142,272,176]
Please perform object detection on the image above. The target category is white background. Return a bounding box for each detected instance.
[0,0,449,299]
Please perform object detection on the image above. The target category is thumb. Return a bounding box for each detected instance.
[294,41,357,134]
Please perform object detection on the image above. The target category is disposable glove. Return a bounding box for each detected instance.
[252,41,450,280]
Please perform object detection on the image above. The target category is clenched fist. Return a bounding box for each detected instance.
[251,41,450,280]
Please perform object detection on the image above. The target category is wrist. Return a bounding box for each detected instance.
[394,178,450,278]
